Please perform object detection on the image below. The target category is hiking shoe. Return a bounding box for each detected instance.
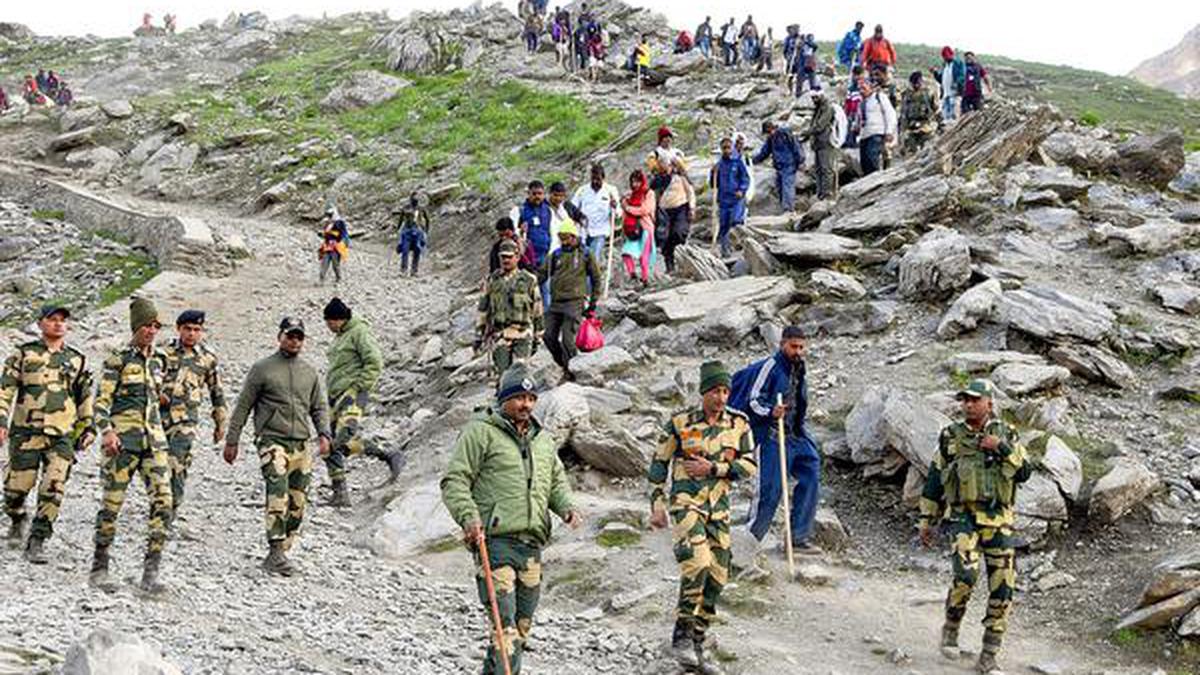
[669,622,699,668]
[140,551,166,594]
[89,545,114,590]
[975,653,1004,675]
[794,540,823,556]
[6,514,27,546]
[327,479,351,508]
[24,536,48,564]
[262,541,296,577]
[940,625,961,660]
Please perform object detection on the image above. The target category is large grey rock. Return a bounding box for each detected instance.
[1116,587,1200,632]
[998,286,1116,343]
[100,99,134,119]
[812,507,850,552]
[1040,131,1117,174]
[1113,130,1186,190]
[741,237,782,276]
[552,383,632,415]
[0,22,35,41]
[798,300,898,337]
[48,127,96,152]
[652,49,709,76]
[1169,152,1200,197]
[1020,206,1083,232]
[1151,282,1200,315]
[898,227,972,300]
[221,29,274,58]
[937,279,1004,339]
[362,481,458,558]
[568,346,636,386]
[1093,220,1200,255]
[944,350,1045,374]
[674,244,729,282]
[1015,472,1069,521]
[59,106,105,133]
[845,385,950,473]
[533,383,590,442]
[810,269,866,301]
[1047,344,1135,389]
[716,81,757,105]
[139,142,199,186]
[819,175,953,234]
[1089,458,1161,524]
[571,420,648,477]
[757,230,863,263]
[320,70,411,112]
[1022,165,1091,201]
[129,131,169,166]
[990,363,1071,396]
[632,276,795,325]
[1042,436,1083,501]
[65,146,122,178]
[62,629,183,675]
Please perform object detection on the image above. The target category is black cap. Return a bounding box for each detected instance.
[38,304,70,320]
[176,309,206,326]
[323,297,351,321]
[279,317,306,336]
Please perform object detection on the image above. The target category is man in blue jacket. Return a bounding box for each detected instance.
[730,326,821,554]
[837,22,864,71]
[753,121,804,213]
[710,137,751,258]
[515,180,553,307]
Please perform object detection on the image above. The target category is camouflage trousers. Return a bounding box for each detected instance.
[165,428,196,515]
[672,508,732,639]
[325,390,383,482]
[903,127,934,156]
[94,446,173,554]
[475,536,542,675]
[258,438,311,544]
[3,433,74,540]
[944,519,1017,656]
[491,338,533,375]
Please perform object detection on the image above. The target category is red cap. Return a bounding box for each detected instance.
[657,126,673,139]
[941,46,954,60]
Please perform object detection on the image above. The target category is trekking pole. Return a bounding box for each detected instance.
[636,63,641,96]
[776,392,796,580]
[602,209,616,300]
[476,525,514,675]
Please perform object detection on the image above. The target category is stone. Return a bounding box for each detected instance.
[220,128,278,148]
[1020,206,1083,232]
[609,584,661,611]
[139,142,200,186]
[59,106,105,133]
[65,146,122,178]
[570,421,648,477]
[48,127,96,152]
[1178,605,1200,637]
[441,346,474,370]
[0,22,35,41]
[221,29,274,58]
[1152,282,1200,315]
[937,279,1004,339]
[990,363,1071,396]
[631,276,796,326]
[998,286,1116,343]
[417,335,443,364]
[1023,165,1092,201]
[533,384,590,438]
[673,244,729,282]
[1140,569,1200,608]
[553,383,632,415]
[1015,473,1069,521]
[812,506,849,552]
[100,99,134,119]
[1115,587,1200,632]
[716,81,757,105]
[1089,458,1161,524]
[845,385,951,473]
[1113,130,1186,190]
[1047,344,1135,388]
[320,70,412,112]
[129,132,168,166]
[62,629,182,675]
[757,230,863,264]
[652,49,709,76]
[809,269,866,301]
[1040,130,1117,174]
[1041,436,1083,501]
[1030,662,1066,675]
[819,175,953,234]
[568,346,636,386]
[741,237,782,276]
[898,227,972,300]
[379,25,439,73]
[1033,572,1076,593]
[362,481,458,558]
[794,563,834,586]
[1169,151,1200,197]
[944,350,1045,374]
[798,300,898,337]
[1093,220,1200,255]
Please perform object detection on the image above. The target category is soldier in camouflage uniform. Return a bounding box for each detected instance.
[919,379,1032,675]
[321,298,404,508]
[649,361,757,674]
[224,317,331,576]
[90,297,174,593]
[159,310,226,521]
[899,71,939,156]
[476,239,544,376]
[0,304,94,564]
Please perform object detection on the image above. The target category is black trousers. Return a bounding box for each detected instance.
[543,300,583,370]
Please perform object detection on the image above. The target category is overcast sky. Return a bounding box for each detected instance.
[5,1,1197,75]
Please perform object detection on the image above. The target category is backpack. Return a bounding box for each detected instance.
[622,212,641,238]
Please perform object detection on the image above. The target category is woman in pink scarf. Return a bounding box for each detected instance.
[620,169,657,286]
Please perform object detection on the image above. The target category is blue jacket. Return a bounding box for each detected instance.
[519,200,553,265]
[837,29,862,66]
[753,127,804,171]
[714,154,751,207]
[730,351,811,442]
[782,34,799,63]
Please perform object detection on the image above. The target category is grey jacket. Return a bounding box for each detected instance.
[226,351,330,444]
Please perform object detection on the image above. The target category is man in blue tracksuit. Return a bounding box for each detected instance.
[515,180,553,308]
[837,21,864,71]
[710,137,751,258]
[753,121,804,213]
[730,326,821,554]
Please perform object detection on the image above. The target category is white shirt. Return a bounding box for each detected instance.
[860,92,897,139]
[942,63,957,100]
[572,182,621,238]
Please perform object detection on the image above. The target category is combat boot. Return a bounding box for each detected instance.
[940,624,961,660]
[977,631,1004,675]
[140,551,165,594]
[89,544,113,589]
[262,540,296,577]
[669,620,699,668]
[24,536,48,565]
[6,514,27,546]
[328,478,351,508]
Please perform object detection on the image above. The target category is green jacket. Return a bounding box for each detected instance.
[440,409,574,546]
[325,317,383,401]
[540,245,599,305]
[225,351,330,444]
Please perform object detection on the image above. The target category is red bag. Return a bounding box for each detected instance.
[575,313,605,352]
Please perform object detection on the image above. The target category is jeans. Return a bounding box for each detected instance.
[539,279,550,312]
[775,167,797,212]
[525,31,539,53]
[942,96,957,121]
[698,37,711,58]
[319,253,342,283]
[747,430,821,544]
[585,235,606,294]
[859,134,885,176]
[717,201,745,257]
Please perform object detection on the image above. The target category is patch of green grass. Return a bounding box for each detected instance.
[1056,434,1115,482]
[421,535,463,554]
[596,529,641,548]
[31,209,65,221]
[61,244,84,264]
[720,578,773,618]
[91,228,133,246]
[96,253,159,307]
[948,369,972,390]
[1187,140,1200,153]
[1111,627,1142,647]
[1078,110,1102,127]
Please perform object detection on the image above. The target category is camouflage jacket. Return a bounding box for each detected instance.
[918,417,1032,529]
[900,87,938,129]
[0,340,94,438]
[95,344,168,452]
[477,268,544,341]
[159,339,227,435]
[648,407,757,518]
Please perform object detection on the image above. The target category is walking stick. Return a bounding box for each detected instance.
[636,63,642,96]
[776,393,795,579]
[602,208,616,300]
[477,530,514,675]
[708,165,719,253]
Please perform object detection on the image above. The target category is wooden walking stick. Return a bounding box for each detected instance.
[636,62,642,96]
[602,208,616,300]
[476,529,514,675]
[776,392,795,579]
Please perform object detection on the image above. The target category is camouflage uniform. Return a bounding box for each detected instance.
[919,416,1032,665]
[93,345,173,554]
[649,407,757,646]
[477,266,544,375]
[159,339,226,513]
[899,86,939,155]
[0,341,94,542]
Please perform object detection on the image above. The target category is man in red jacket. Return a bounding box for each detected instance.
[861,24,896,73]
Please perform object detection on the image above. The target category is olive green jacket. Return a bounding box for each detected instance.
[325,317,383,401]
[226,351,330,444]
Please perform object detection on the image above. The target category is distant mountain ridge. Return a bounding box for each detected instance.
[1130,23,1200,99]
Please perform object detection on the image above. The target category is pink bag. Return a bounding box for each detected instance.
[575,313,605,352]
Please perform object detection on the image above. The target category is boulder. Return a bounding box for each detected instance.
[1041,436,1083,501]
[100,99,134,119]
[362,481,458,558]
[631,276,795,325]
[59,106,105,133]
[62,629,182,675]
[1040,131,1117,174]
[1115,587,1200,632]
[533,383,590,441]
[758,230,864,264]
[1089,458,1161,524]
[652,49,709,76]
[65,146,122,178]
[1047,344,1135,389]
[819,175,953,234]
[1169,152,1200,197]
[1092,220,1200,255]
[998,286,1116,343]
[550,383,633,416]
[990,363,1071,396]
[810,269,866,301]
[570,421,648,477]
[741,237,782,276]
[1022,165,1091,201]
[716,81,757,105]
[798,300,898,337]
[944,350,1045,374]
[48,127,96,152]
[937,279,1004,339]
[417,335,443,364]
[0,23,35,42]
[568,346,636,386]
[674,244,729,282]
[1151,282,1200,316]
[1015,473,1069,521]
[139,141,199,186]
[845,385,950,473]
[898,227,972,300]
[221,29,274,58]
[320,70,411,112]
[1020,206,1083,233]
[1113,130,1186,190]
[811,507,850,552]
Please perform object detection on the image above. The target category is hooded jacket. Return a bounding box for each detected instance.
[325,317,383,401]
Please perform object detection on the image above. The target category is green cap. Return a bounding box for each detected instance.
[129,297,160,333]
[498,239,520,257]
[956,379,995,400]
[699,360,731,394]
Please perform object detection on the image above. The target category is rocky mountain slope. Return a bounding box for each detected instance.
[1131,24,1200,100]
[1,3,1200,674]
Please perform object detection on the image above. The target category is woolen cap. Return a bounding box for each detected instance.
[497,363,539,403]
[129,297,160,333]
[323,297,352,321]
[699,360,731,394]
